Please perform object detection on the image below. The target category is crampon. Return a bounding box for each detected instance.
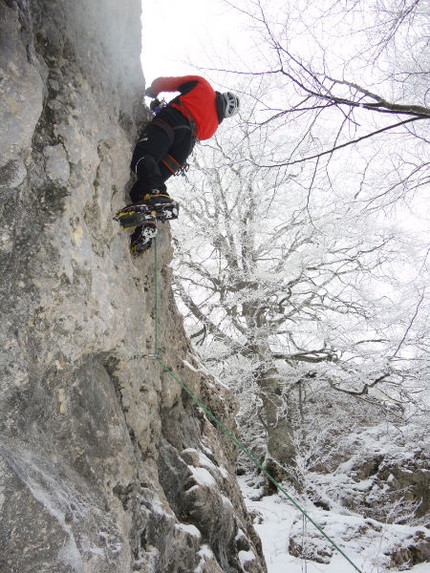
[114,200,179,230]
[129,221,158,256]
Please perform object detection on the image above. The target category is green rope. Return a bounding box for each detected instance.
[151,238,365,573]
[154,236,159,355]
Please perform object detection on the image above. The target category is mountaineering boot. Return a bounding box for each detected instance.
[143,190,174,206]
[130,220,157,256]
[141,190,178,220]
[115,192,179,229]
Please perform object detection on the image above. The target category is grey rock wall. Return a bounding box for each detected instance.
[0,1,266,571]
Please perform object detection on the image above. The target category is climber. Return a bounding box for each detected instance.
[116,75,240,255]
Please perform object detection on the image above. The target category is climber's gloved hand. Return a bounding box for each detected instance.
[149,98,163,113]
[144,87,156,98]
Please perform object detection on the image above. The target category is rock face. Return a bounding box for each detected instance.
[0,1,266,571]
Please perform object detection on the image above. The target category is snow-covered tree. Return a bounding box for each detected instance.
[169,0,429,494]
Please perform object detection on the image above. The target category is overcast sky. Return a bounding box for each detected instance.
[141,0,251,88]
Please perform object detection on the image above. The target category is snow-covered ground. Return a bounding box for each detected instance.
[239,476,429,573]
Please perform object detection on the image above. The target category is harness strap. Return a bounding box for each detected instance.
[171,102,198,139]
[151,117,175,146]
[161,154,183,175]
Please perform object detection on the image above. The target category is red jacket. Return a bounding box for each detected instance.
[147,76,221,141]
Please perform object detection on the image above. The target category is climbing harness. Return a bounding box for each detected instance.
[137,237,366,573]
[149,104,195,177]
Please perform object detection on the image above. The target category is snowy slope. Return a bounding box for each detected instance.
[239,476,429,573]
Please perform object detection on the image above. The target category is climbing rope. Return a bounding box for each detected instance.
[149,237,365,573]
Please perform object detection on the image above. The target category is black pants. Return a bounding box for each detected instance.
[129,107,195,203]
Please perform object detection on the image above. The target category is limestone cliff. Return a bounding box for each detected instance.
[0,1,266,571]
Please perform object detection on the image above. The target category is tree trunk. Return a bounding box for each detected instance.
[257,362,297,488]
